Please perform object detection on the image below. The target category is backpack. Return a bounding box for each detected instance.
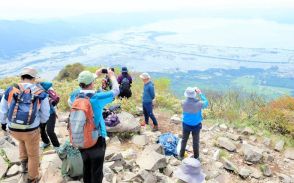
[69,93,99,149]
[7,84,45,129]
[104,112,120,127]
[158,133,179,156]
[48,89,60,106]
[120,76,131,92]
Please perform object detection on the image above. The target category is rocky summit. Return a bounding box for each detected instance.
[0,113,294,183]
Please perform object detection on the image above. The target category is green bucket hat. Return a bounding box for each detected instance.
[78,71,97,85]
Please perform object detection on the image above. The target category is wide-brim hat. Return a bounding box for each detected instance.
[140,73,151,80]
[184,87,196,98]
[174,158,206,183]
[19,67,39,78]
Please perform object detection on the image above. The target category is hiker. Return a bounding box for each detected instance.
[140,72,158,131]
[68,68,119,183]
[38,82,60,150]
[117,67,132,98]
[0,67,50,183]
[179,87,208,160]
[101,75,112,91]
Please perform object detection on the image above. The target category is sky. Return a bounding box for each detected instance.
[0,0,294,20]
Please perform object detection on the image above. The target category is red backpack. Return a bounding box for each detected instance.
[69,93,99,149]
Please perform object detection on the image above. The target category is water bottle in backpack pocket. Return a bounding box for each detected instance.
[7,84,44,130]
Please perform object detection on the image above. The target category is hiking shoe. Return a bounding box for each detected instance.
[140,121,146,126]
[40,143,50,149]
[20,159,28,173]
[152,125,159,132]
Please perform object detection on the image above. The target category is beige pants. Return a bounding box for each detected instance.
[10,128,40,180]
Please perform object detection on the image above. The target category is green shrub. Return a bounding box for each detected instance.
[55,63,85,81]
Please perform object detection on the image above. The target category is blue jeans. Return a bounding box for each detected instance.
[142,102,158,126]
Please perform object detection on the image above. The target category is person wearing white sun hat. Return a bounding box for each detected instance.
[179,87,208,160]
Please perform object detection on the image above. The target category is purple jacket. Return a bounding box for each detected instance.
[117,74,132,84]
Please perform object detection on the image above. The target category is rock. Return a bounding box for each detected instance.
[274,140,285,152]
[202,148,209,155]
[251,168,262,179]
[106,112,141,133]
[242,127,254,135]
[226,133,241,141]
[3,147,19,163]
[261,164,272,177]
[219,124,228,131]
[242,144,264,163]
[263,153,274,162]
[215,161,223,169]
[144,144,164,155]
[136,149,167,171]
[163,165,174,177]
[278,173,292,183]
[0,156,8,178]
[135,107,144,116]
[249,136,257,142]
[40,154,63,183]
[103,166,114,182]
[217,137,237,152]
[132,134,148,146]
[0,138,15,149]
[122,171,137,181]
[284,148,294,160]
[109,136,121,145]
[122,149,137,160]
[263,137,271,146]
[222,158,238,173]
[209,124,218,131]
[6,164,19,177]
[140,170,157,183]
[1,174,21,183]
[213,149,221,161]
[169,157,181,166]
[108,153,123,162]
[170,115,181,124]
[239,168,251,179]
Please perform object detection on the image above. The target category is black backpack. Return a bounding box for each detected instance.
[120,76,131,92]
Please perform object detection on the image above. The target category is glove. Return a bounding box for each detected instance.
[1,124,7,131]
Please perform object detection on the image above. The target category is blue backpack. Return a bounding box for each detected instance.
[6,84,46,129]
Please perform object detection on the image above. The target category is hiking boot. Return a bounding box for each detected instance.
[27,175,41,183]
[152,125,159,132]
[20,159,28,173]
[40,142,50,149]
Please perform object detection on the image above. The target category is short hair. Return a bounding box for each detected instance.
[79,82,92,89]
[21,74,35,80]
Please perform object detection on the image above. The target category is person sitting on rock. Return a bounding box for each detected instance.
[68,68,119,183]
[179,87,208,160]
[140,72,159,132]
[0,67,50,183]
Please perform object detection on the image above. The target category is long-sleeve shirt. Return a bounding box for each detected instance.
[142,81,155,103]
[68,76,119,138]
[0,83,50,132]
[182,93,208,128]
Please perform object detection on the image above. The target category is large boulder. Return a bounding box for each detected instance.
[242,144,264,164]
[132,134,149,146]
[136,149,167,171]
[106,112,140,133]
[217,137,237,152]
[222,158,238,173]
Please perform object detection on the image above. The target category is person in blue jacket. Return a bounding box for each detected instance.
[140,72,158,131]
[179,87,208,160]
[68,68,119,183]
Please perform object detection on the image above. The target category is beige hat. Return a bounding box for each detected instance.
[20,67,39,78]
[140,73,151,80]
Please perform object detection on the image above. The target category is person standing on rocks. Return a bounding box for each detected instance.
[0,67,50,183]
[68,68,119,183]
[117,66,132,99]
[140,72,159,132]
[38,81,61,151]
[179,87,208,160]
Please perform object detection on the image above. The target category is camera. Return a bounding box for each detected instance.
[101,68,115,74]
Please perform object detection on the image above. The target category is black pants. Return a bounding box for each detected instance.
[118,89,132,99]
[79,137,106,183]
[179,126,201,159]
[40,112,60,147]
